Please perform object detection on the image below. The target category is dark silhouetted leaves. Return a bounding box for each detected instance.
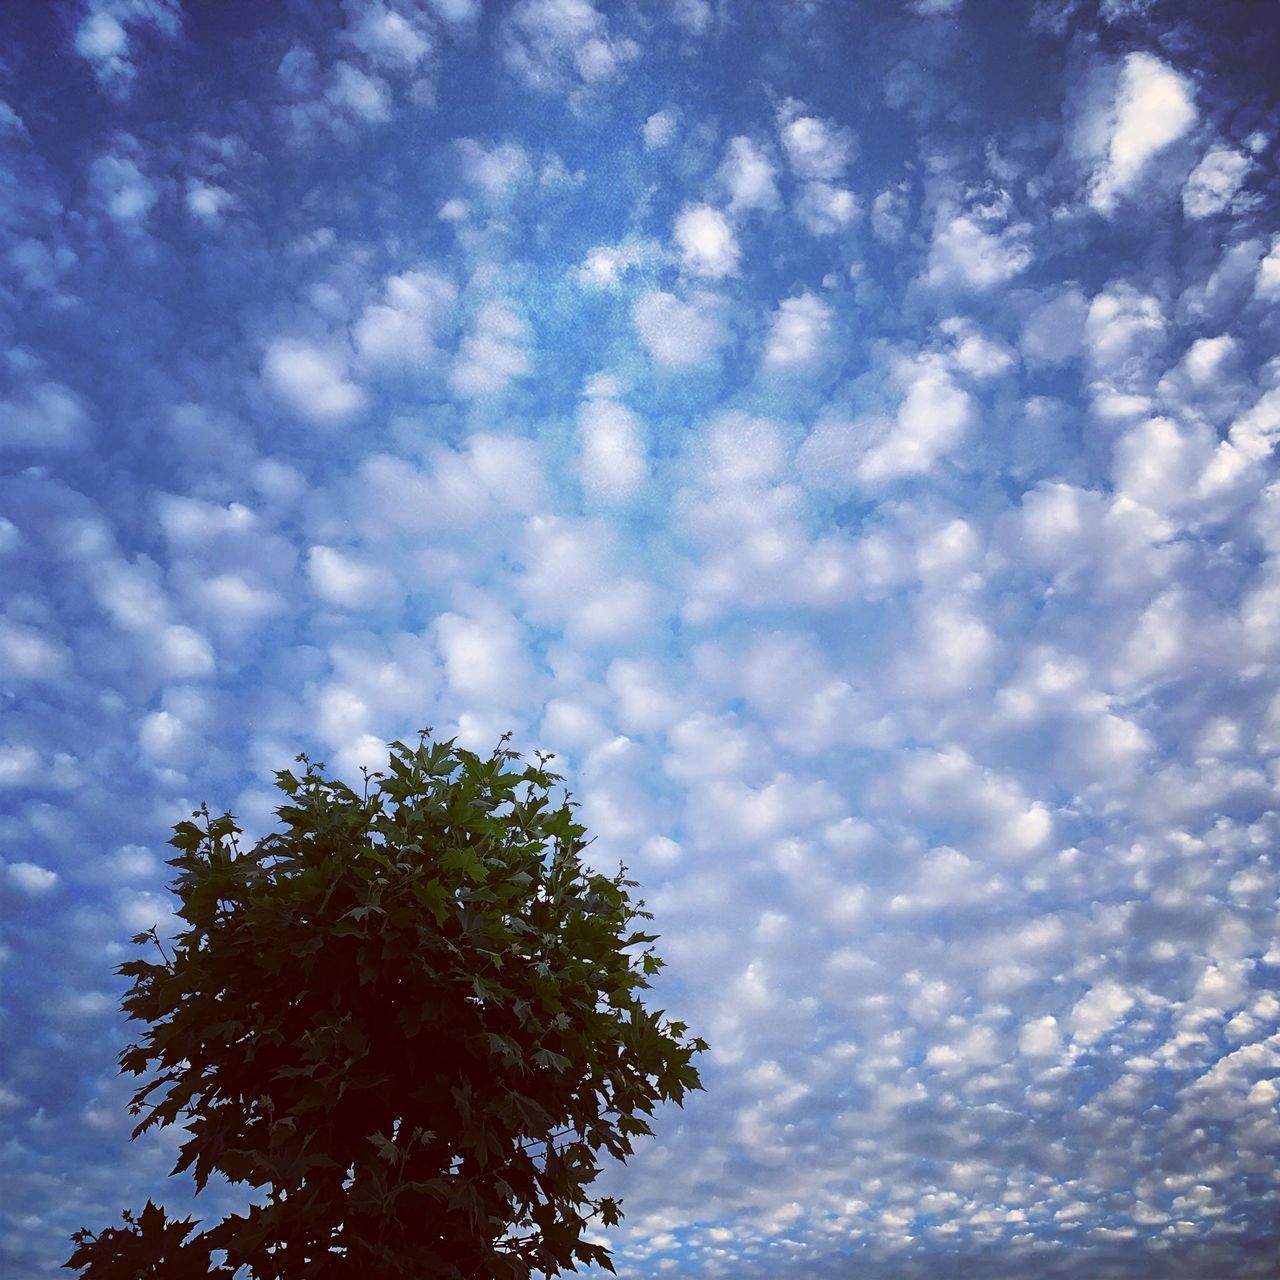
[66,732,704,1279]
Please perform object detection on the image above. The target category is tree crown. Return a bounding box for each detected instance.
[67,732,705,1279]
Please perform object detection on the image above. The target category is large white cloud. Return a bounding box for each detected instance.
[1088,52,1196,214]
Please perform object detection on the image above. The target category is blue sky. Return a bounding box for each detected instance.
[2,0,1280,1275]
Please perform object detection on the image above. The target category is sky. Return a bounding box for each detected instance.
[1,0,1279,1275]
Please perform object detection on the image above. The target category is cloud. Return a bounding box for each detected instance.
[455,138,532,200]
[1181,145,1253,218]
[89,145,159,225]
[674,203,740,278]
[802,353,973,488]
[762,292,833,369]
[5,860,59,894]
[502,0,639,91]
[718,137,780,214]
[325,61,392,123]
[579,391,647,503]
[0,382,90,453]
[633,290,727,367]
[354,269,456,365]
[1088,52,1196,214]
[643,107,677,148]
[262,339,366,422]
[306,545,396,608]
[777,100,855,179]
[73,0,182,96]
[448,301,529,397]
[927,191,1032,291]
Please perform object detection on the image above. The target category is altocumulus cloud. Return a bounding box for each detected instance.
[2,1,1280,1278]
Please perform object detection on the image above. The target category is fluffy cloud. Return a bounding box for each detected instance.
[579,390,647,503]
[263,339,366,422]
[1182,145,1253,219]
[718,136,780,214]
[762,292,833,369]
[1088,52,1196,214]
[776,100,854,179]
[354,269,456,365]
[927,192,1033,291]
[501,0,639,90]
[73,0,181,96]
[674,203,740,278]
[448,302,529,397]
[633,289,727,367]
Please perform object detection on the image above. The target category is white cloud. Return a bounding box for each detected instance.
[0,621,70,679]
[643,107,677,148]
[502,0,639,90]
[434,597,536,708]
[262,339,366,422]
[777,101,854,179]
[856,354,974,486]
[354,269,456,365]
[1088,52,1196,214]
[306,545,396,608]
[1182,146,1252,218]
[1018,1016,1064,1057]
[355,434,547,534]
[517,516,663,646]
[157,624,215,678]
[326,61,391,123]
[90,148,159,225]
[448,302,528,397]
[762,293,833,369]
[793,181,858,235]
[579,393,647,503]
[1021,287,1088,366]
[456,138,532,199]
[1084,283,1166,390]
[185,181,235,223]
[0,382,89,452]
[633,290,727,367]
[718,137,780,214]
[1253,233,1280,302]
[577,241,645,287]
[5,860,59,894]
[927,194,1032,291]
[346,1,435,69]
[1070,980,1135,1045]
[870,183,909,243]
[74,0,181,96]
[674,203,740,278]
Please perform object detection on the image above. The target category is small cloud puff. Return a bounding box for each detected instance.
[633,290,727,367]
[776,99,855,179]
[718,137,780,214]
[579,389,648,503]
[5,860,59,894]
[502,0,639,92]
[262,339,366,423]
[90,144,160,226]
[448,301,528,398]
[1181,145,1254,219]
[74,0,181,97]
[674,203,740,278]
[643,107,678,148]
[927,190,1032,291]
[762,293,833,370]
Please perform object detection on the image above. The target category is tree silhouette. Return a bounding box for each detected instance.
[66,733,705,1279]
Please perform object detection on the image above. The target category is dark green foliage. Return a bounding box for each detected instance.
[66,733,705,1279]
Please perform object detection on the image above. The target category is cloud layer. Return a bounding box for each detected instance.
[2,1,1279,1277]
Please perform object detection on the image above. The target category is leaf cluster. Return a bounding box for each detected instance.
[66,733,705,1279]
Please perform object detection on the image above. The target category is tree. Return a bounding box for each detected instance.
[66,732,705,1279]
